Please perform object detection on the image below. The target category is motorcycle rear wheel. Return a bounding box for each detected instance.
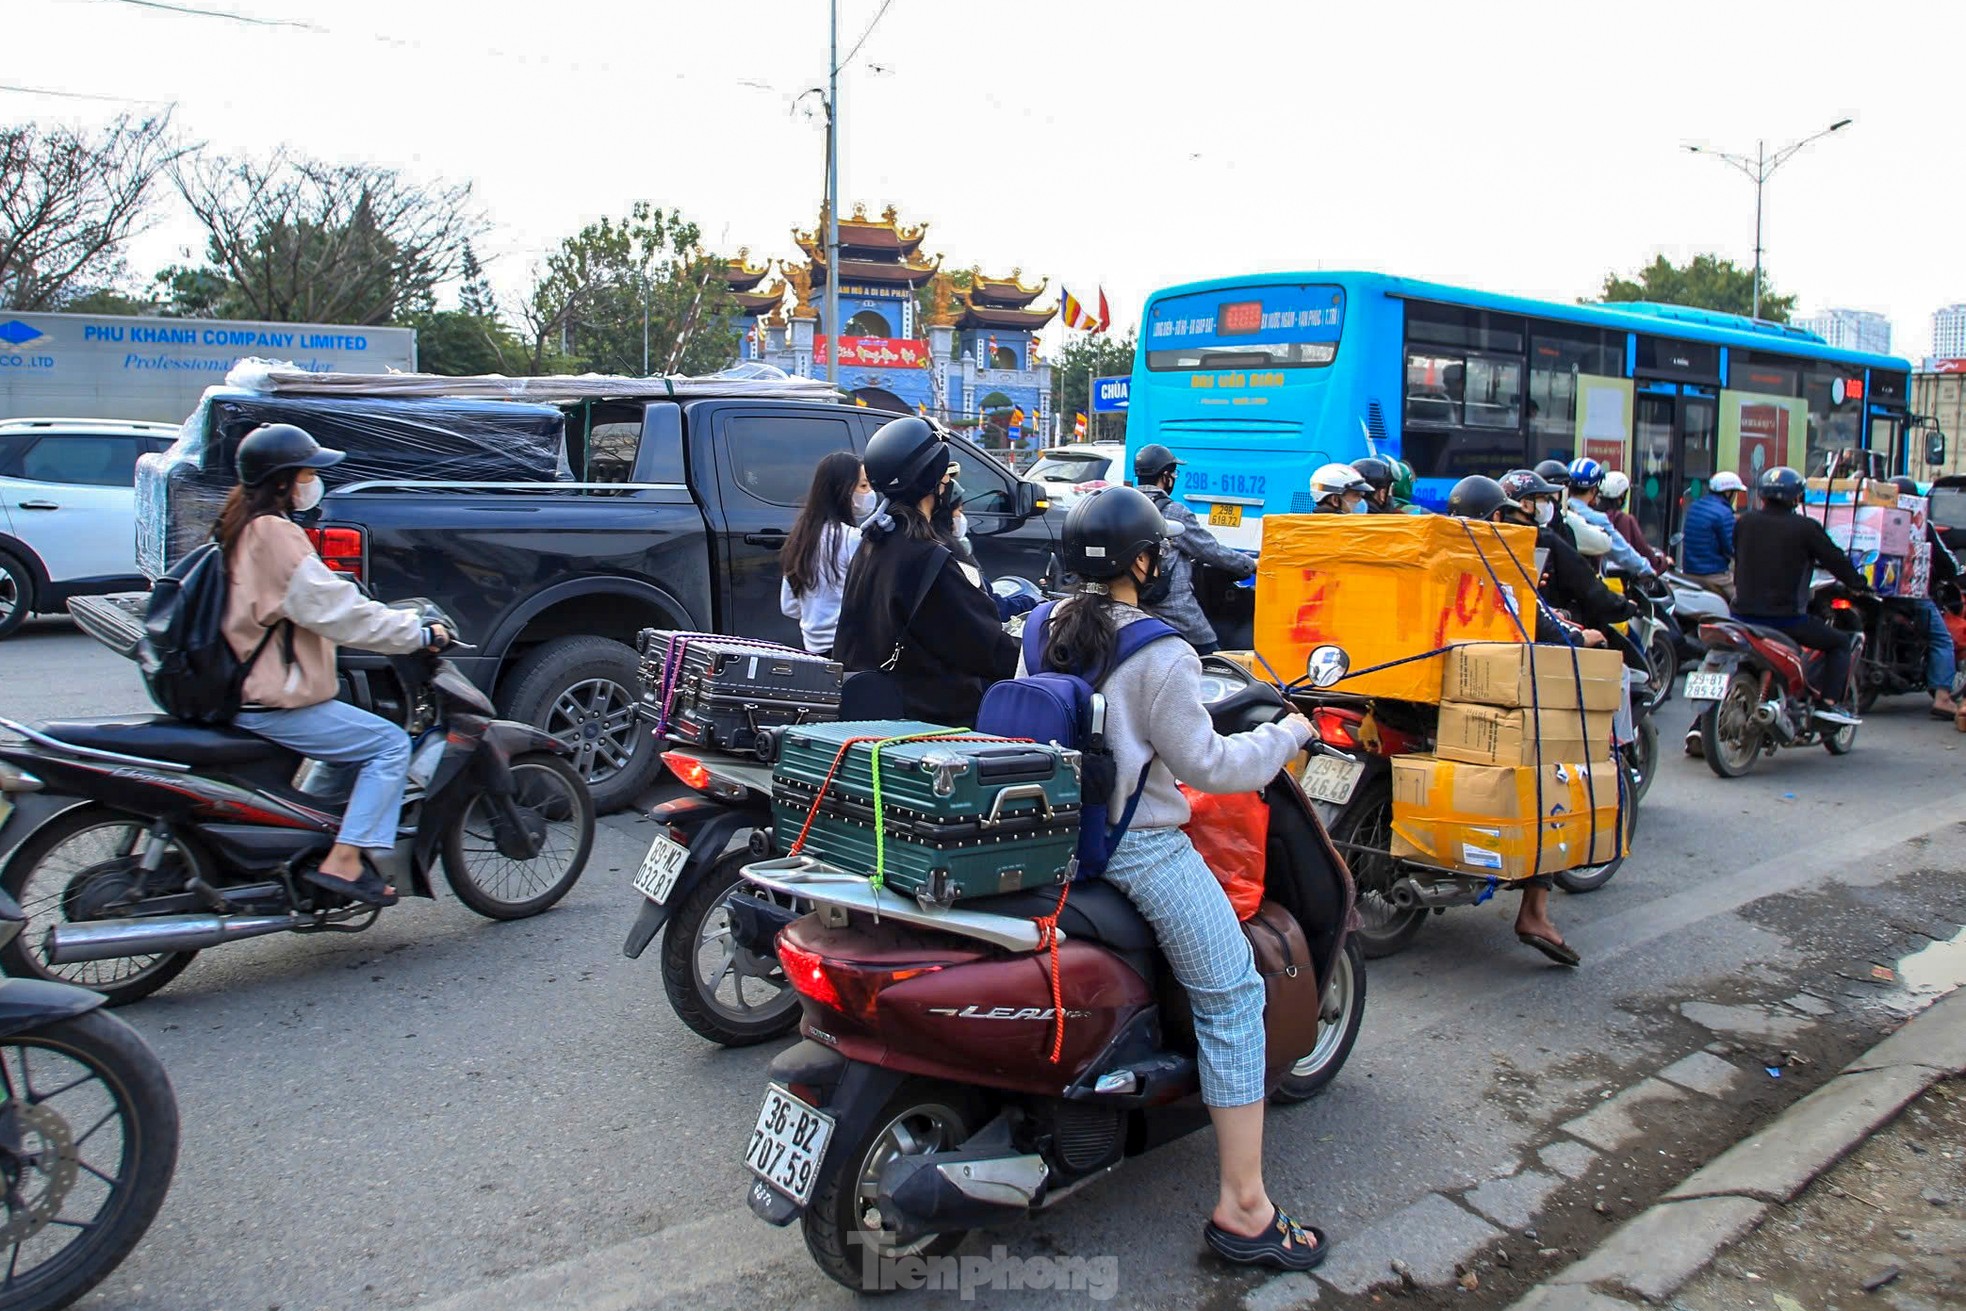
[441,753,595,919]
[802,1080,981,1293]
[1271,938,1366,1105]
[1701,675,1763,778]
[660,851,799,1047]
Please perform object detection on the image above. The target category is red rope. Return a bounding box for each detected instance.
[1032,880,1072,1063]
[783,732,1036,856]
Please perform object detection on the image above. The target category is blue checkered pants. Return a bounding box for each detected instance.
[1102,825,1267,1108]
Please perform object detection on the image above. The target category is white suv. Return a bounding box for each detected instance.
[0,417,181,638]
[1023,442,1128,507]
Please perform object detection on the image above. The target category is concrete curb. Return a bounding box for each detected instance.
[1504,987,1966,1309]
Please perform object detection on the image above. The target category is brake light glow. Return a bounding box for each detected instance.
[663,751,713,793]
[774,941,941,1021]
[305,526,366,582]
[778,940,841,1010]
[1310,707,1363,749]
[1829,597,1853,611]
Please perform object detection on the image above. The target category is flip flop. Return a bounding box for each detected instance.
[1203,1207,1329,1272]
[302,865,399,908]
[1517,931,1581,967]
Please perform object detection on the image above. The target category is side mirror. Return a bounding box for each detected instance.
[1927,430,1948,468]
[1016,481,1045,518]
[1306,645,1350,688]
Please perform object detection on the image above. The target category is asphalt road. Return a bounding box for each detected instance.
[2,615,1963,1311]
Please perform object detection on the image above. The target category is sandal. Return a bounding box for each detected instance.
[1204,1207,1329,1272]
[1517,931,1581,967]
[303,864,399,908]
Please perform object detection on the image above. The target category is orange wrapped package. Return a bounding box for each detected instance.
[1253,515,1540,705]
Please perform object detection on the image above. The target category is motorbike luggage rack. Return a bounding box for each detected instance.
[738,854,1053,954]
[0,717,190,773]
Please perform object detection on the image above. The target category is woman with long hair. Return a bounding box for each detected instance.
[216,423,446,908]
[1021,485,1325,1272]
[779,451,872,656]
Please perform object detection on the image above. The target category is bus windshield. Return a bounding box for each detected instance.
[1144,283,1345,372]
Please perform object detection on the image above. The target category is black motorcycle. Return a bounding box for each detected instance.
[1812,581,1961,713]
[0,603,595,1005]
[0,884,177,1310]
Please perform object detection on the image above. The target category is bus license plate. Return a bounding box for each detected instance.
[1208,503,1243,528]
[1300,756,1365,805]
[633,832,690,904]
[746,1084,834,1207]
[1684,672,1730,702]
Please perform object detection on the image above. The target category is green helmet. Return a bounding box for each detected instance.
[1390,458,1416,503]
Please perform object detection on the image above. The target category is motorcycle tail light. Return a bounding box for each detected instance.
[1698,623,1743,649]
[1830,597,1853,611]
[1310,707,1363,750]
[778,940,842,1010]
[777,941,940,1022]
[661,752,747,802]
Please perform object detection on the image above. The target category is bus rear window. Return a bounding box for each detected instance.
[1145,284,1344,371]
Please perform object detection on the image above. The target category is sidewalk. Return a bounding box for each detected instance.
[1506,988,1966,1310]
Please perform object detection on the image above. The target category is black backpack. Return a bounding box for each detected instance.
[137,542,288,725]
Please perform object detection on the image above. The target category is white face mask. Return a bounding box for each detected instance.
[951,513,969,539]
[852,490,877,520]
[291,476,323,513]
[1534,501,1555,526]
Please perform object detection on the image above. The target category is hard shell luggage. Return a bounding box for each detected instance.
[772,720,1082,905]
[638,629,843,755]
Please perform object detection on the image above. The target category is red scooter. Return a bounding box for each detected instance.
[1687,597,1865,777]
[728,652,1366,1290]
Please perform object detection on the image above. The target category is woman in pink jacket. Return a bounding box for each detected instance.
[217,424,447,907]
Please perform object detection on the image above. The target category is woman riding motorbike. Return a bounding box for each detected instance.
[218,423,449,907]
[835,417,1018,725]
[1018,485,1328,1271]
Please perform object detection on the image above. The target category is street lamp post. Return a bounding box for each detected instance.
[825,0,841,389]
[1685,119,1852,320]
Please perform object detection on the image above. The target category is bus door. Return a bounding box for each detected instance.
[1632,386,1717,551]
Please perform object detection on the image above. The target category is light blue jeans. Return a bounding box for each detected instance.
[235,700,412,850]
[1917,600,1957,695]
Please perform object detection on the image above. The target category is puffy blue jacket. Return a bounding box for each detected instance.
[1682,493,1737,575]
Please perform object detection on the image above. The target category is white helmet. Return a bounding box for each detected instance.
[1601,470,1631,500]
[1710,471,1748,495]
[1310,462,1372,499]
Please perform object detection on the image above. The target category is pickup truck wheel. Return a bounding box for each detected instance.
[0,551,33,639]
[498,636,661,813]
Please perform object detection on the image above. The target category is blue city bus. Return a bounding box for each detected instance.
[1125,272,1914,553]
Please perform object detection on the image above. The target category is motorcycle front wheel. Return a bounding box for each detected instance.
[660,852,800,1047]
[1329,781,1426,959]
[0,1008,179,1311]
[442,753,596,919]
[1701,674,1764,778]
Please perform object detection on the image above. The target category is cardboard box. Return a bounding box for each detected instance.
[1390,755,1623,879]
[1904,539,1933,601]
[1805,477,1900,510]
[1442,643,1626,712]
[1253,515,1539,705]
[1434,701,1615,767]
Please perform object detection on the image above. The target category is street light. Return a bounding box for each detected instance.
[1684,118,1853,320]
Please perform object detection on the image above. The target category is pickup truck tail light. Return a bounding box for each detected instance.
[305,526,366,583]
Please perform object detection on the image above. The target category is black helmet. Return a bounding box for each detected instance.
[1533,459,1572,487]
[1063,486,1167,581]
[1499,468,1562,502]
[1758,465,1806,509]
[1351,456,1395,491]
[1134,443,1182,482]
[235,423,343,487]
[1890,475,1920,497]
[863,416,949,500]
[1445,475,1518,521]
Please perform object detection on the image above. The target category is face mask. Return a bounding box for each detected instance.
[951,513,968,540]
[1348,498,1369,515]
[852,491,877,520]
[1534,501,1555,526]
[291,477,323,513]
[1136,550,1174,607]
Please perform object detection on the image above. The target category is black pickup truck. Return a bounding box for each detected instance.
[86,373,1060,811]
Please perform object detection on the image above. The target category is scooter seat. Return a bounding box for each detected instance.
[39,716,300,768]
[965,880,1156,954]
[1740,623,1806,652]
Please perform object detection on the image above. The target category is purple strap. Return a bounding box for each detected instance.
[650,631,805,737]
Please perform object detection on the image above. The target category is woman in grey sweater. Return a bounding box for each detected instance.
[1023,487,1326,1272]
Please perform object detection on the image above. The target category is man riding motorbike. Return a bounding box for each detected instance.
[1598,470,1672,573]
[1135,442,1257,654]
[835,417,1019,726]
[1533,459,1612,557]
[1352,457,1399,514]
[1887,476,1962,719]
[1731,466,1870,721]
[1566,459,1656,578]
[1389,458,1429,514]
[1310,463,1374,514]
[1682,472,1747,601]
[1495,469,1635,656]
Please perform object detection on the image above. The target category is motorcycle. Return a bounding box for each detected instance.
[0,603,596,1005]
[1810,580,1962,713]
[1664,568,1730,664]
[1610,573,1684,712]
[0,885,177,1311]
[1686,595,1865,778]
[727,648,1367,1290]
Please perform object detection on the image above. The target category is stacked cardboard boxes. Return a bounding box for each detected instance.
[1804,478,1930,599]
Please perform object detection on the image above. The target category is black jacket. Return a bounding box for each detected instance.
[1537,527,1632,630]
[835,521,1019,726]
[1732,508,1867,617]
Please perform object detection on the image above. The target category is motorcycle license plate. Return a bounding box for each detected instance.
[746,1083,834,1207]
[1685,671,1731,702]
[633,832,690,904]
[1208,503,1243,528]
[1300,755,1365,805]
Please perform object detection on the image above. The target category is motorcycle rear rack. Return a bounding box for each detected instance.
[738,854,1051,954]
[0,716,191,773]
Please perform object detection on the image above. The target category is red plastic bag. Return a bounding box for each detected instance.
[1179,786,1270,921]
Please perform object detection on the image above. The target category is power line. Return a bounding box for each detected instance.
[839,0,896,70]
[0,81,174,105]
[94,0,321,28]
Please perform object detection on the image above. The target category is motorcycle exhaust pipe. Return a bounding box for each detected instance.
[1753,700,1782,726]
[47,914,296,965]
[1391,877,1475,910]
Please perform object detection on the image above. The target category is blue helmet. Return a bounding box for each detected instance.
[1566,457,1606,492]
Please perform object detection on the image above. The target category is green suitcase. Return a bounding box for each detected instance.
[771,720,1082,905]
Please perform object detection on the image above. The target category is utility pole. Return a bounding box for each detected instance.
[825,0,842,389]
[1685,119,1852,320]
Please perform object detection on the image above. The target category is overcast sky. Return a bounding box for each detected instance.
[12,0,1964,356]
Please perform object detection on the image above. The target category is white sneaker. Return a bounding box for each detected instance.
[1683,725,1704,758]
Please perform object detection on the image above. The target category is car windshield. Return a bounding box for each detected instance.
[1028,454,1110,482]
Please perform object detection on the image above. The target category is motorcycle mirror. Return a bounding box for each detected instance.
[1306,645,1351,689]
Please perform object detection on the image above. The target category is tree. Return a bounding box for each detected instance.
[0,113,180,310]
[1596,253,1796,323]
[1050,329,1137,442]
[169,150,484,325]
[519,202,741,377]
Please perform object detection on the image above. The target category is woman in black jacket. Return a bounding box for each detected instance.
[836,418,1019,726]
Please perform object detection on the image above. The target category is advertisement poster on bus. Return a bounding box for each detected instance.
[1718,391,1808,485]
[1574,374,1632,470]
